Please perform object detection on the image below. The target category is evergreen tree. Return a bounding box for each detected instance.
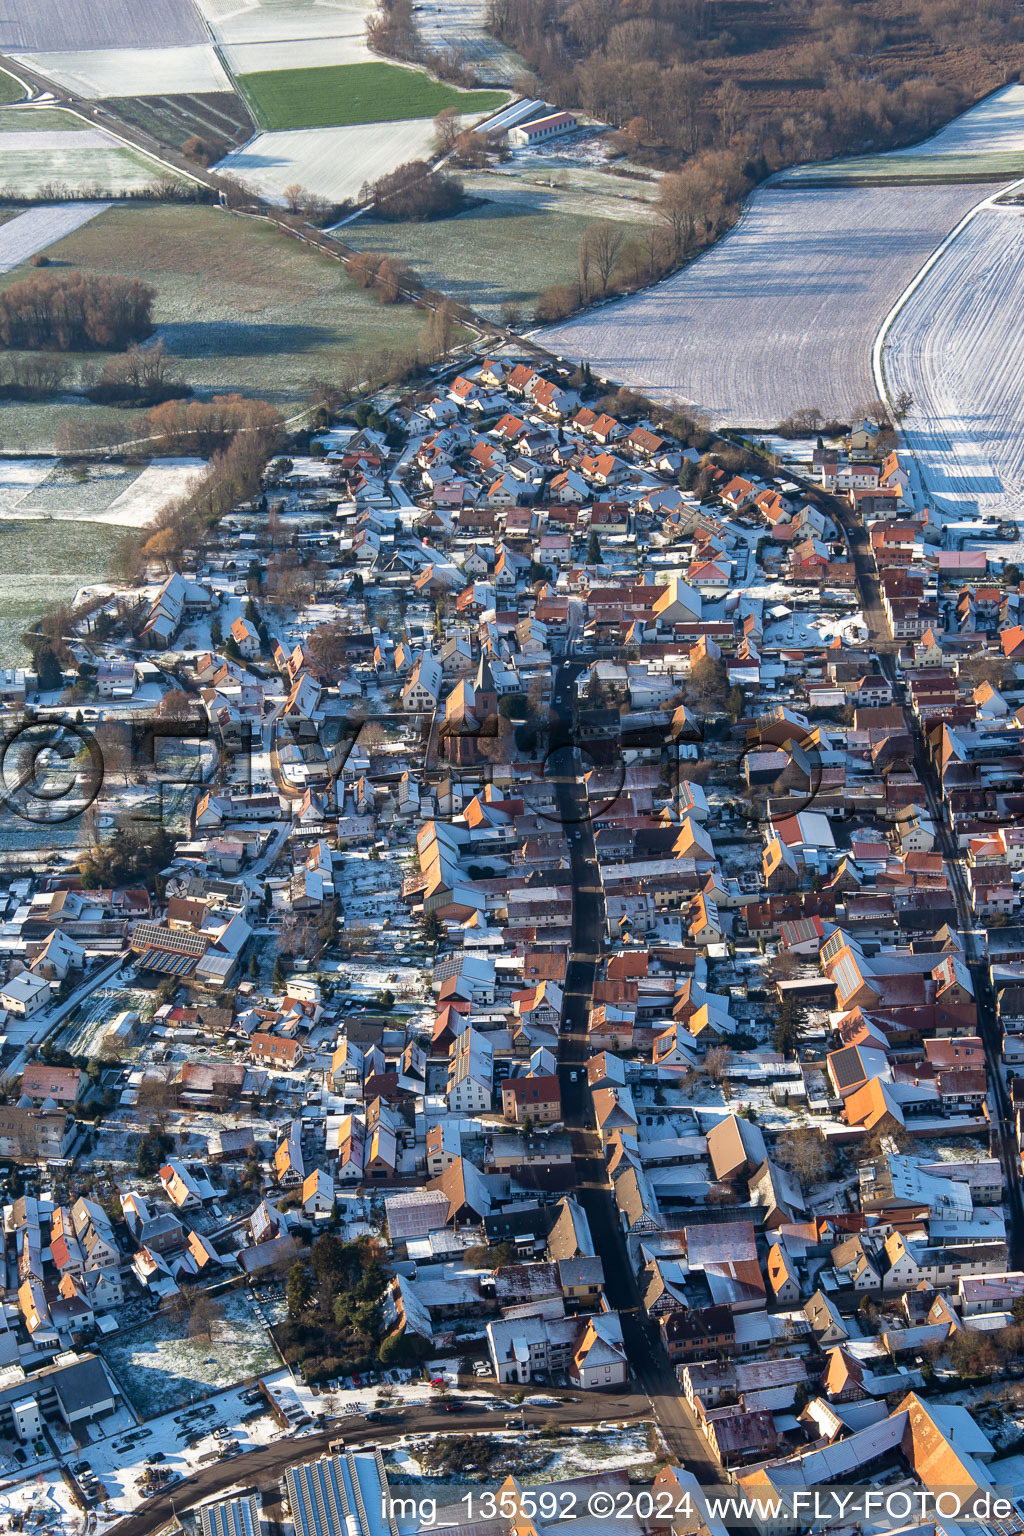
[587,529,602,566]
[286,1261,313,1322]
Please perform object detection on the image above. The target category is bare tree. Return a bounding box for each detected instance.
[282,183,305,214]
[775,1125,834,1185]
[587,219,625,298]
[434,106,460,155]
[703,1045,731,1083]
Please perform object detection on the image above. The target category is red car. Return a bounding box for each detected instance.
[444,1401,464,1413]
[430,1376,445,1387]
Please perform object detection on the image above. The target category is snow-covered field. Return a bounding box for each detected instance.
[196,0,374,71]
[0,458,208,526]
[217,117,440,203]
[100,1290,280,1418]
[0,0,207,51]
[15,44,231,98]
[195,0,370,41]
[414,0,523,84]
[536,183,987,426]
[0,139,175,195]
[0,201,108,271]
[101,458,208,526]
[890,81,1024,158]
[882,201,1024,517]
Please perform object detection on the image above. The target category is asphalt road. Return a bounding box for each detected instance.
[106,1391,652,1536]
[820,485,1024,1268]
[549,666,724,1481]
[878,655,1024,1268]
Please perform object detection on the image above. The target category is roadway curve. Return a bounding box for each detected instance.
[107,1392,651,1536]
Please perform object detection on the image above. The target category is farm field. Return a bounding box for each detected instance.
[352,194,649,319]
[237,60,506,131]
[217,118,441,204]
[194,0,369,42]
[0,68,25,103]
[0,518,113,663]
[0,0,207,52]
[889,81,1024,157]
[536,182,989,427]
[0,201,108,271]
[413,0,524,85]
[882,203,1024,518]
[0,457,208,526]
[0,135,180,197]
[100,1290,280,1417]
[781,81,1024,184]
[460,165,661,222]
[0,203,430,423]
[106,93,254,157]
[781,149,1024,184]
[16,45,231,99]
[0,106,187,196]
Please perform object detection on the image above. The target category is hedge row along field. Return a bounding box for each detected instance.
[238,60,506,131]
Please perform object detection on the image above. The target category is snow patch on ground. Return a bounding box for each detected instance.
[100,457,208,526]
[883,201,1024,518]
[0,201,108,272]
[536,183,986,427]
[14,45,231,97]
[890,82,1024,157]
[216,118,441,203]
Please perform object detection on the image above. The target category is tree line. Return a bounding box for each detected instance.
[363,159,466,222]
[0,272,155,351]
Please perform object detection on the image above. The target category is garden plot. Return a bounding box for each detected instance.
[537,182,988,427]
[217,117,441,204]
[16,45,230,99]
[0,200,108,270]
[100,1290,280,1417]
[51,983,151,1058]
[882,202,1024,519]
[0,0,207,52]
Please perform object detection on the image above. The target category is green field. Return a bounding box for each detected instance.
[351,165,654,320]
[0,106,93,131]
[0,68,26,105]
[0,202,430,442]
[0,518,114,664]
[239,60,506,131]
[781,148,1024,184]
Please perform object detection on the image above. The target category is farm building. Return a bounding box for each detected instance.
[509,111,579,147]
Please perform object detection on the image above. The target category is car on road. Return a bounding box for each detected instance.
[444,1401,464,1413]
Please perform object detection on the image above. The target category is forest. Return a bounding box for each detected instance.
[0,272,155,351]
[485,0,1018,171]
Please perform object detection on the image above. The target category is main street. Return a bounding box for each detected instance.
[821,489,1024,1269]
[109,1391,652,1536]
[549,666,725,1482]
